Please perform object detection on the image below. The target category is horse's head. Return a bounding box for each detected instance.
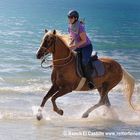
[36,29,56,59]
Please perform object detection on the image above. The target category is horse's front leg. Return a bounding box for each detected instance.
[36,84,58,120]
[51,87,72,115]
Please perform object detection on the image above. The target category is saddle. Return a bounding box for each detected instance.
[75,52,105,78]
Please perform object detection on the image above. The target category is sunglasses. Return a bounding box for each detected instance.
[68,16,74,19]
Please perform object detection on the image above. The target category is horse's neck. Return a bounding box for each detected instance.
[53,38,70,60]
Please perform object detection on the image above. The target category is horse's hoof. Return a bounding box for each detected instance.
[36,113,43,121]
[58,109,63,115]
[82,113,89,118]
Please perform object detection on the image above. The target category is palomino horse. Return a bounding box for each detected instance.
[36,30,135,120]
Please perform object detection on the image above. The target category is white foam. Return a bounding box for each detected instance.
[0,77,4,82]
[89,105,119,121]
[32,106,51,121]
[0,83,52,94]
[86,104,140,124]
[0,112,3,119]
[0,111,33,120]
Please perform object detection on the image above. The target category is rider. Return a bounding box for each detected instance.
[68,10,94,89]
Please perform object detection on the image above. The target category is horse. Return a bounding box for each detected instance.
[36,29,135,120]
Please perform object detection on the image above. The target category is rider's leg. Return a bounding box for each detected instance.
[82,64,95,89]
[81,44,94,89]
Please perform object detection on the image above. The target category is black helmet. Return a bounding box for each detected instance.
[68,10,79,19]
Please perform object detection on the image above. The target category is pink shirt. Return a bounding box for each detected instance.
[68,21,91,48]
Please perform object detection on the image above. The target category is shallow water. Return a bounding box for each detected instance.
[0,90,140,140]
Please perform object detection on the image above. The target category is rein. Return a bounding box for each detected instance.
[41,55,53,69]
[53,51,72,62]
[41,51,74,68]
[53,51,74,67]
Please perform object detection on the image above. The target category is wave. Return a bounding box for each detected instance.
[0,79,139,95]
[0,77,5,82]
[0,84,51,94]
[0,110,33,120]
[93,38,116,44]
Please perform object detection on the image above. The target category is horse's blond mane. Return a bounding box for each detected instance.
[55,31,70,48]
[42,30,70,49]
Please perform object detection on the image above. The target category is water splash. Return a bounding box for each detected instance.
[32,106,51,121]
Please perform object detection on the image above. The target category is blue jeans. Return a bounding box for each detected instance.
[75,44,93,65]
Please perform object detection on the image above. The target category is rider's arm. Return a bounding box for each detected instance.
[69,23,87,49]
[69,38,74,45]
[75,32,87,48]
[70,32,87,50]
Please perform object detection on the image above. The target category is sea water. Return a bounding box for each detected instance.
[0,0,140,140]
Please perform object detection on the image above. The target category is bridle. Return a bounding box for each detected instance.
[40,35,56,68]
[41,35,74,69]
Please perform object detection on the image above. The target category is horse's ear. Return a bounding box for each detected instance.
[45,29,48,33]
[53,29,56,35]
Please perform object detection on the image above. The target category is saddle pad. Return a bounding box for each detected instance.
[92,60,105,77]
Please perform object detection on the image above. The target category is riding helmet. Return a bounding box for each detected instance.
[68,10,79,19]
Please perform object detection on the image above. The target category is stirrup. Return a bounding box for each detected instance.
[87,81,94,89]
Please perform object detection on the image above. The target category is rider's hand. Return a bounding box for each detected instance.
[70,45,75,50]
[69,45,76,50]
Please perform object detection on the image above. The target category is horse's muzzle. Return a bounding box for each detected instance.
[36,52,42,59]
[36,51,49,59]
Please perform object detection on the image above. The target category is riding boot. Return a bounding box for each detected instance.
[82,64,95,89]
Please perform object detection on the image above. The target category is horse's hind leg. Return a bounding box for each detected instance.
[82,82,111,118]
[82,102,104,118]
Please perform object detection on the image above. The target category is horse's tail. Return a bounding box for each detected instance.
[122,68,136,110]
